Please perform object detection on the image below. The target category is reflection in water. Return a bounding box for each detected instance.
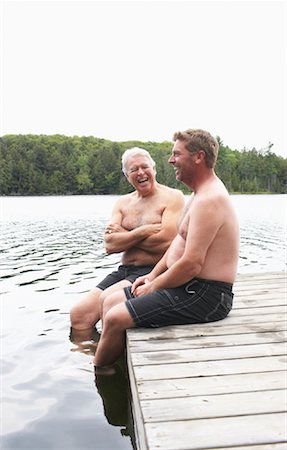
[94,356,136,448]
[69,328,136,448]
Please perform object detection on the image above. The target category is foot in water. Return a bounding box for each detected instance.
[94,365,117,376]
[94,353,127,376]
[69,327,101,355]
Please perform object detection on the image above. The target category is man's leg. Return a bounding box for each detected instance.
[94,291,135,367]
[70,280,131,343]
[70,287,103,342]
[98,279,131,318]
[70,287,102,329]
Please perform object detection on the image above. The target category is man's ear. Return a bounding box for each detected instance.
[195,150,205,164]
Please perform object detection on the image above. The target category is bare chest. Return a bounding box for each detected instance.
[178,211,190,240]
[121,202,164,230]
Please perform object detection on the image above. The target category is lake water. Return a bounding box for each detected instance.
[1,194,286,449]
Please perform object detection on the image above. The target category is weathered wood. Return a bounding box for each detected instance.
[232,298,286,307]
[129,330,286,352]
[206,445,287,450]
[230,305,283,314]
[233,272,285,283]
[126,272,287,450]
[132,355,286,380]
[131,342,286,365]
[144,413,286,450]
[141,389,286,422]
[128,321,286,342]
[137,371,286,400]
[127,316,285,341]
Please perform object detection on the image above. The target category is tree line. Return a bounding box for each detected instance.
[0,134,286,195]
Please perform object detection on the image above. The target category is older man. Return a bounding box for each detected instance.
[94,129,239,367]
[70,147,185,339]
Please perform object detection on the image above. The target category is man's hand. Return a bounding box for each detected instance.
[134,278,155,297]
[105,223,127,234]
[105,222,161,236]
[132,274,155,297]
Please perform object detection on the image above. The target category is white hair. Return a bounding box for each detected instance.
[121,147,156,176]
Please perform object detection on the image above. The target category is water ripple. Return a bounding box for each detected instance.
[1,195,285,449]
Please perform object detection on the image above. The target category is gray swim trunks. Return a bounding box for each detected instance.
[96,264,154,291]
[124,277,234,328]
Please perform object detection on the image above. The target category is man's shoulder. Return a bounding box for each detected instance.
[195,187,231,211]
[158,184,184,198]
[116,191,135,206]
[119,191,136,200]
[158,185,186,209]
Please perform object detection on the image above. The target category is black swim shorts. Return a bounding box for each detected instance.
[96,265,154,291]
[124,277,234,328]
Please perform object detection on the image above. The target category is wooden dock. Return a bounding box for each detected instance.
[126,272,286,450]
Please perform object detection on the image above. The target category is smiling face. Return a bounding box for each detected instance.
[126,155,157,193]
[168,139,199,186]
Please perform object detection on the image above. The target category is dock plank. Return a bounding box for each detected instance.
[137,371,286,400]
[128,321,286,342]
[132,355,286,380]
[126,272,286,450]
[144,413,286,450]
[131,342,286,365]
[129,330,286,351]
[141,389,285,422]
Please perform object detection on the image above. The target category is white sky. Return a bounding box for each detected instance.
[1,0,286,157]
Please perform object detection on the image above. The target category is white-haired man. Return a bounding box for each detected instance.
[70,147,185,340]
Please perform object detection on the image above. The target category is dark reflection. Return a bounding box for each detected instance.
[94,356,136,448]
[69,328,136,448]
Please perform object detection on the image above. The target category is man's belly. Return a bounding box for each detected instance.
[122,248,163,266]
[166,237,237,284]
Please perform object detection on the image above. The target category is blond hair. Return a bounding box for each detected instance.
[173,129,219,168]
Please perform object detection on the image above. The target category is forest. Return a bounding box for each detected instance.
[0,134,286,195]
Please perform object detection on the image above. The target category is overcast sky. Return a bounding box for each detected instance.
[1,0,286,157]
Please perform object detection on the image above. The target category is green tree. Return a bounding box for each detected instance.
[0,134,285,195]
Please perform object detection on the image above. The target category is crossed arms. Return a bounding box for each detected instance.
[104,192,185,256]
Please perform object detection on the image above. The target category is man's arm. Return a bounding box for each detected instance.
[135,191,185,254]
[135,196,224,294]
[104,198,161,254]
[131,246,170,295]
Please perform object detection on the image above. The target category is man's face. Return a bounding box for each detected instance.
[126,155,156,191]
[168,140,197,184]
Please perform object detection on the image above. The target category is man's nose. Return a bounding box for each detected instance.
[168,155,175,164]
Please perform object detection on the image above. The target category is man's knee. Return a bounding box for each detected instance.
[102,290,126,317]
[70,289,102,328]
[70,303,82,324]
[101,292,114,313]
[70,303,92,328]
[103,303,134,332]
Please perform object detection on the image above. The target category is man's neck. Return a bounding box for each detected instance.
[136,182,159,199]
[189,169,216,193]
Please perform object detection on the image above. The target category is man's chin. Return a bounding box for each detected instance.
[138,181,149,188]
